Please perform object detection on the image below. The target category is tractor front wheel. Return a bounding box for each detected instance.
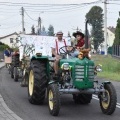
[99,83,117,115]
[47,84,60,116]
[73,94,92,104]
[28,60,47,104]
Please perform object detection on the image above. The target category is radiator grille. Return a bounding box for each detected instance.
[75,65,94,81]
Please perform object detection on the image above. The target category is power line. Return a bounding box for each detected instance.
[109,0,120,1]
[108,3,120,5]
[0,1,101,9]
[24,10,37,21]
[24,4,91,14]
[0,1,100,6]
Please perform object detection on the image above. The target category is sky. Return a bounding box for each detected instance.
[0,0,119,36]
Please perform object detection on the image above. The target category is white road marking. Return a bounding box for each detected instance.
[92,95,120,109]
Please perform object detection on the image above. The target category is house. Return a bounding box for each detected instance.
[0,32,19,48]
[99,26,115,52]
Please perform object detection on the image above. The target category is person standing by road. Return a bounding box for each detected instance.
[4,48,12,68]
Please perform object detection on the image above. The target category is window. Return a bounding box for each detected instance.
[16,38,18,43]
[10,38,13,43]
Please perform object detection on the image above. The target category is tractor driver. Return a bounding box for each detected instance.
[71,31,85,57]
[51,31,71,78]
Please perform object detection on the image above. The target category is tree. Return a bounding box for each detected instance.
[42,26,46,32]
[48,25,54,36]
[31,25,35,35]
[86,6,104,50]
[114,18,120,45]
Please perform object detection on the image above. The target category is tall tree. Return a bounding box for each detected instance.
[31,25,35,35]
[114,18,120,45]
[48,25,54,36]
[86,6,104,50]
[42,26,46,32]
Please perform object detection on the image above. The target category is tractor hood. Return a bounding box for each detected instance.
[60,57,95,89]
[60,58,94,67]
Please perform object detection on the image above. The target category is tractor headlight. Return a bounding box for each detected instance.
[61,63,70,70]
[95,64,102,72]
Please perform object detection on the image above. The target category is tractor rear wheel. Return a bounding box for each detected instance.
[47,84,60,116]
[73,94,92,104]
[99,83,117,115]
[14,67,18,82]
[28,60,47,104]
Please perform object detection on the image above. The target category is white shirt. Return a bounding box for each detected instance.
[52,39,70,55]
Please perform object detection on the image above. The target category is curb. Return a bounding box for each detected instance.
[0,63,23,120]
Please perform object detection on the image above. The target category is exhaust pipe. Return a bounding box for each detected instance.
[85,20,89,49]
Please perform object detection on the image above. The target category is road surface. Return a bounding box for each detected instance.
[0,68,120,120]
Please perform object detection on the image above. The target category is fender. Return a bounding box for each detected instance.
[102,81,111,85]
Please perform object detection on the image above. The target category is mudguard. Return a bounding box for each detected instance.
[102,81,111,85]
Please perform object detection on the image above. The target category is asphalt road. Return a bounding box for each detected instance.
[0,68,120,120]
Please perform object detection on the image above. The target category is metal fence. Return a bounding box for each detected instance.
[112,45,120,58]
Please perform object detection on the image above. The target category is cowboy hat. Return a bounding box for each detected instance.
[73,31,84,38]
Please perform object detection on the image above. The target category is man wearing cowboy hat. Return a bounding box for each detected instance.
[71,31,85,57]
[51,31,70,78]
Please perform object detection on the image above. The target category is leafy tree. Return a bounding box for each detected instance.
[42,26,46,32]
[0,42,10,51]
[114,18,120,45]
[86,6,104,50]
[31,25,35,35]
[48,25,54,36]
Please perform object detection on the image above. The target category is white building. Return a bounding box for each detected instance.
[99,26,115,52]
[0,32,19,48]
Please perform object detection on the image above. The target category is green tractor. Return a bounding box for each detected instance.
[28,21,117,116]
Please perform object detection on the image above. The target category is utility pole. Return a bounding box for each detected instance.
[38,17,41,35]
[21,7,25,34]
[104,0,107,55]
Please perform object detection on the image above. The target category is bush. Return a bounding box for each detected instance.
[0,44,10,51]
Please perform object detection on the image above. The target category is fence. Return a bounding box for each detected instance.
[112,45,120,58]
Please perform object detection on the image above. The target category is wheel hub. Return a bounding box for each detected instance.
[29,70,34,96]
[49,90,54,110]
[101,90,110,109]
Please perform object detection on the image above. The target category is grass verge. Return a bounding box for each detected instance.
[92,55,120,81]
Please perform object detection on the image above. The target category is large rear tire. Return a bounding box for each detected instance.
[14,67,18,82]
[28,60,47,104]
[99,83,117,115]
[73,94,92,104]
[47,84,60,116]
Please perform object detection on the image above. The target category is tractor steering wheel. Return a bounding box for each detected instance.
[59,46,75,55]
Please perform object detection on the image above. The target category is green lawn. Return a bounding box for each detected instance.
[92,55,120,81]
